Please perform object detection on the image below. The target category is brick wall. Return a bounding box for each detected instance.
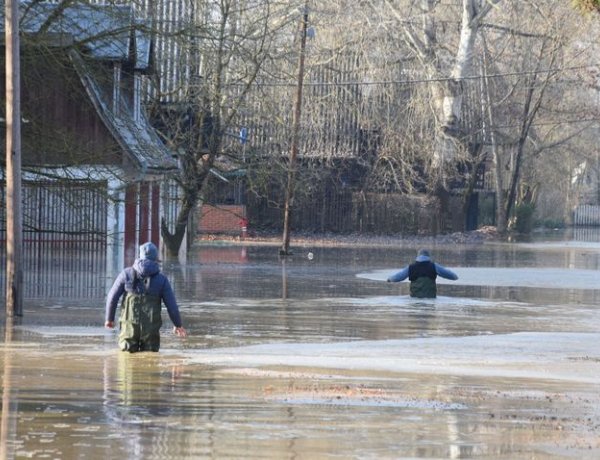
[198,204,247,235]
[196,246,249,263]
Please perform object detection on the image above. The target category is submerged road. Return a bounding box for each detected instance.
[1,236,600,458]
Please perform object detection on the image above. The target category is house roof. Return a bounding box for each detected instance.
[1,1,175,174]
[13,2,148,67]
[133,22,153,70]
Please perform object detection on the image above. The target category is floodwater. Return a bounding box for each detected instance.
[2,230,600,459]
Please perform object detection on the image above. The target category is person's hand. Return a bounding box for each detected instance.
[173,326,187,337]
[105,320,114,329]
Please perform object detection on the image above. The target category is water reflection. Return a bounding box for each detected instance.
[0,228,598,305]
[0,243,107,302]
[164,242,600,307]
[1,236,600,458]
[1,317,18,460]
[101,353,194,458]
[2,336,594,459]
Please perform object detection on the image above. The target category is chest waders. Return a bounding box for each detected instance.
[119,277,162,352]
[409,261,437,298]
[409,277,437,298]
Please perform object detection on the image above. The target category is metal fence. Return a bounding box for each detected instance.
[573,205,600,226]
[0,180,108,301]
[246,189,463,235]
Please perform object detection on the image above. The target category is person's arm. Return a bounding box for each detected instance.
[105,272,126,328]
[434,263,458,280]
[161,277,187,337]
[387,266,409,282]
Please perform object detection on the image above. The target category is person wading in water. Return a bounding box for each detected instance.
[387,249,458,298]
[105,242,187,352]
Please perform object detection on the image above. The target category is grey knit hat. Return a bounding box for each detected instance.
[415,249,431,262]
[139,242,158,261]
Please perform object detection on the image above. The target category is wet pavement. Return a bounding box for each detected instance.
[1,231,600,458]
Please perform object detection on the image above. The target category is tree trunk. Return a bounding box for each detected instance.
[161,198,195,258]
[432,0,502,165]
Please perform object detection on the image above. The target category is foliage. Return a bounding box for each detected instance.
[572,0,600,13]
[513,203,535,234]
[477,194,497,227]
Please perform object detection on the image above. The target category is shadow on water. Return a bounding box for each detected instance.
[1,232,600,457]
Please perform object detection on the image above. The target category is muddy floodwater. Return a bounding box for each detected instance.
[2,230,600,459]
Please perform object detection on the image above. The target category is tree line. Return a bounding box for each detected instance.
[12,0,600,255]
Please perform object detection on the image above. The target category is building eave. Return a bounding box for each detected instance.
[70,50,177,174]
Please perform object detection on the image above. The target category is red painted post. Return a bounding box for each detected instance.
[124,184,137,265]
[240,217,248,239]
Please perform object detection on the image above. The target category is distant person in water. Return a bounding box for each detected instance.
[387,249,458,298]
[105,242,187,352]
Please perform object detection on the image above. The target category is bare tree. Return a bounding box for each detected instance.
[365,1,500,173]
[347,0,599,233]
[186,0,600,238]
[480,1,600,232]
[147,0,297,256]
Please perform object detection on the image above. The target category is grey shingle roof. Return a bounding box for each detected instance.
[1,1,175,173]
[16,2,134,62]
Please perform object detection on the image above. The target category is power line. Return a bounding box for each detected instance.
[250,64,597,88]
[491,117,600,130]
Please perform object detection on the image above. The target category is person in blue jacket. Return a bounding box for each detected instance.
[387,249,458,298]
[105,242,187,352]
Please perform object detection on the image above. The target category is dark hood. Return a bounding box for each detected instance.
[132,258,160,278]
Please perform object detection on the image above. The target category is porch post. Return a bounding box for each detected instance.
[151,183,160,247]
[139,181,150,245]
[124,184,138,265]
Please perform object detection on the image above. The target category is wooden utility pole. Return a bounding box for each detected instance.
[5,0,23,316]
[280,2,309,256]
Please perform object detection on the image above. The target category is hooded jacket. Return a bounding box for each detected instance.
[387,252,458,298]
[105,258,183,328]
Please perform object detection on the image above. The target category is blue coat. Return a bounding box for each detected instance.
[387,254,458,283]
[105,259,183,328]
[387,263,458,283]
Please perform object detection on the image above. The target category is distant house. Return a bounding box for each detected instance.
[0,2,177,297]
